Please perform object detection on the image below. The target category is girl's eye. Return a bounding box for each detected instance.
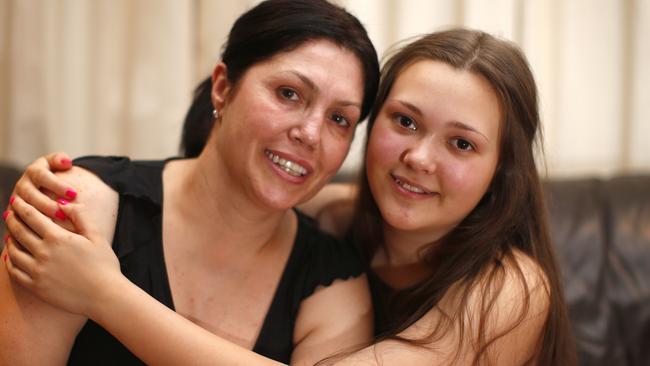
[278,87,299,101]
[395,114,417,131]
[331,113,350,128]
[451,138,475,151]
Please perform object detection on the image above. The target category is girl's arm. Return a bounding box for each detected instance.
[334,253,550,366]
[5,194,548,366]
[296,183,357,238]
[5,195,282,366]
[0,153,118,365]
[10,155,372,365]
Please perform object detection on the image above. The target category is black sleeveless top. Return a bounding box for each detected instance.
[67,156,364,365]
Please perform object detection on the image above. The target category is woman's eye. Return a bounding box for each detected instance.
[278,87,299,101]
[451,138,474,151]
[395,114,417,131]
[331,113,350,128]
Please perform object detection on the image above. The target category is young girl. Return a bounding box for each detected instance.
[4,29,576,365]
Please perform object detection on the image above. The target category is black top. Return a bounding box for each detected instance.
[67,156,364,365]
[367,269,397,336]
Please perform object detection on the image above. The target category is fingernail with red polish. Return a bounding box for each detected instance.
[55,209,67,221]
[61,158,72,166]
[65,189,77,199]
[2,210,9,221]
[57,198,69,205]
[3,234,8,243]
[3,254,7,263]
[9,196,15,205]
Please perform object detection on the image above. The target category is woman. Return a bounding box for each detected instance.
[0,0,380,365]
[4,29,576,365]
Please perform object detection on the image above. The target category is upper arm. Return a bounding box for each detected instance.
[290,275,373,366]
[296,183,357,238]
[0,254,86,365]
[0,166,119,365]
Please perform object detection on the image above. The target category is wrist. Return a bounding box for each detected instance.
[87,272,131,322]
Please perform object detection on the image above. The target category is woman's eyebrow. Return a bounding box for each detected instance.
[288,70,361,109]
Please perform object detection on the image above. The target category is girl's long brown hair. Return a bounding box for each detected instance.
[351,29,576,365]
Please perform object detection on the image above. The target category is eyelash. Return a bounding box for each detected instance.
[450,138,475,152]
[278,87,299,101]
[393,113,476,152]
[330,113,350,128]
[278,86,352,129]
[394,114,417,131]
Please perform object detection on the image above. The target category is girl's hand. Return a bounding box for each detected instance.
[10,152,77,232]
[4,195,120,318]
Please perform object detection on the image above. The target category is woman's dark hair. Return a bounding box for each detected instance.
[351,29,576,365]
[180,0,379,157]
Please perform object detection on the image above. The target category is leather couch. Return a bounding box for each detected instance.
[544,175,650,365]
[1,162,649,365]
[0,162,21,240]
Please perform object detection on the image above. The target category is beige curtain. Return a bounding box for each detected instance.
[1,0,649,178]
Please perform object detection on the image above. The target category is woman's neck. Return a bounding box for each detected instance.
[163,151,290,259]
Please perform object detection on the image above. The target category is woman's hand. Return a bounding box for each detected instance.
[10,152,78,232]
[4,195,120,318]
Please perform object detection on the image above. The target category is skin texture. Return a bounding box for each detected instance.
[3,58,549,365]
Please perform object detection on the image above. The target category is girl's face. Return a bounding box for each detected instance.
[366,60,501,242]
[212,40,364,210]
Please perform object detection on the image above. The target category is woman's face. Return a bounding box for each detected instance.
[366,60,501,241]
[213,40,364,210]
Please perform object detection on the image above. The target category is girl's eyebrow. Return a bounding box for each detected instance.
[396,100,423,117]
[449,121,489,142]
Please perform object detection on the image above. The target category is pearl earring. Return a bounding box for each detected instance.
[212,109,219,119]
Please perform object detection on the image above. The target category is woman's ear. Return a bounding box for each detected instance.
[211,62,231,112]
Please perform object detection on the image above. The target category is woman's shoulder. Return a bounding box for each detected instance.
[73,156,170,204]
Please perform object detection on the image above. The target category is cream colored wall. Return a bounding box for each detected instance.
[1,0,648,178]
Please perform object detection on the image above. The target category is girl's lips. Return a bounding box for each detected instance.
[391,174,436,196]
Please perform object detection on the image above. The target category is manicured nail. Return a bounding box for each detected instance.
[3,253,7,263]
[57,198,69,205]
[3,234,8,243]
[2,210,9,221]
[61,158,72,166]
[9,196,15,205]
[65,189,77,199]
[55,208,67,221]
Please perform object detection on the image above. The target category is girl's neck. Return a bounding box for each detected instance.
[370,225,438,289]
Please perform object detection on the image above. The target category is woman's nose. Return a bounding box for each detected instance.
[289,115,322,149]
